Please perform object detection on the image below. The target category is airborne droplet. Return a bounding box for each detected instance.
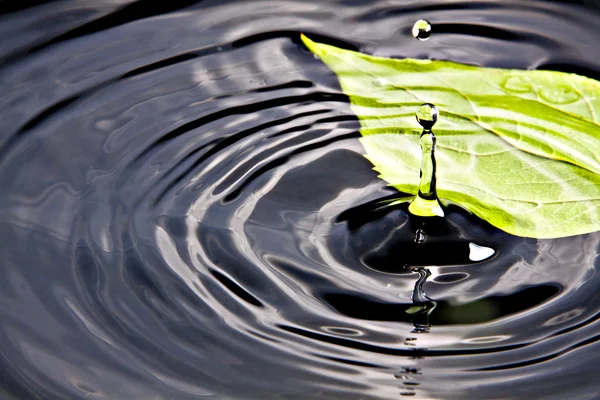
[412,19,432,41]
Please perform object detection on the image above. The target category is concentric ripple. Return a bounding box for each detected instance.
[0,1,599,399]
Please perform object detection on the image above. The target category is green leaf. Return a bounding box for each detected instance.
[301,34,600,239]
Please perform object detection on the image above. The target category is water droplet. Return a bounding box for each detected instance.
[412,19,432,41]
[539,84,579,104]
[415,103,438,130]
[502,75,531,93]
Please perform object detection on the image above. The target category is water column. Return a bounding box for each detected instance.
[408,103,445,218]
[398,104,442,396]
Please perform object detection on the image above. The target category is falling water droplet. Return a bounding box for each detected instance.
[412,19,432,41]
[409,104,444,217]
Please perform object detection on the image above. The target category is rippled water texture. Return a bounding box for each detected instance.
[1,1,599,399]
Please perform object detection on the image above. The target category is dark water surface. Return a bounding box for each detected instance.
[1,1,599,399]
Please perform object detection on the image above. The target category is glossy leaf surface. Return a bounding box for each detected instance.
[302,34,600,238]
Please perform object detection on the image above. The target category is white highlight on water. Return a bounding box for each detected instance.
[468,242,496,262]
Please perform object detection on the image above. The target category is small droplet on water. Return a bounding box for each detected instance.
[415,103,438,131]
[412,19,432,41]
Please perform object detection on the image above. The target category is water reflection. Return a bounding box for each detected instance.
[392,211,496,397]
[407,268,436,334]
[396,268,435,397]
[0,1,599,399]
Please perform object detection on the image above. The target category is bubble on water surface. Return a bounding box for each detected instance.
[412,19,432,41]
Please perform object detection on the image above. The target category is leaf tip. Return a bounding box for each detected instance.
[300,34,324,58]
